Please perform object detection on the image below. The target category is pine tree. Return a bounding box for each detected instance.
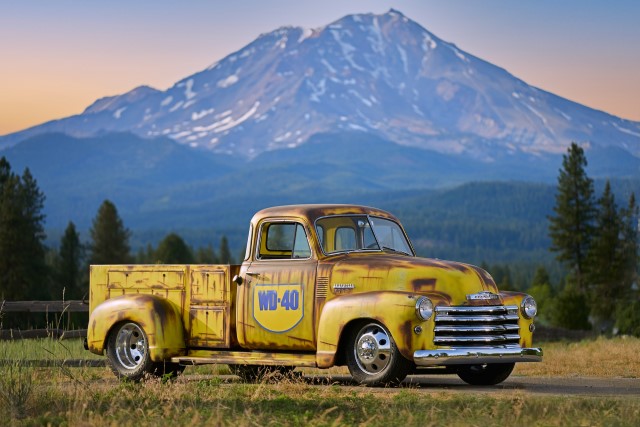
[548,143,596,292]
[155,233,194,264]
[195,244,219,264]
[219,236,232,264]
[54,222,84,299]
[587,181,625,323]
[89,200,132,265]
[0,158,48,299]
[615,193,640,336]
[619,193,639,293]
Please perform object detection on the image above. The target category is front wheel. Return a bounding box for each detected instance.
[106,322,154,381]
[345,322,413,386]
[456,363,515,385]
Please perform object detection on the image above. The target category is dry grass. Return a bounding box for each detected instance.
[1,338,102,361]
[1,369,638,426]
[2,336,640,425]
[515,336,640,378]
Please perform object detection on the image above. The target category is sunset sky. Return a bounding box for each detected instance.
[1,0,638,136]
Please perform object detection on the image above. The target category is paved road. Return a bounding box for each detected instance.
[401,375,640,397]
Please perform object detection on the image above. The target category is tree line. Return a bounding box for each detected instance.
[0,156,234,302]
[528,143,639,334]
[2,148,640,336]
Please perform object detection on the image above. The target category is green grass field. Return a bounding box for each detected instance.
[1,337,639,426]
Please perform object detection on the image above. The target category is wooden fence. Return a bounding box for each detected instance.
[1,300,88,341]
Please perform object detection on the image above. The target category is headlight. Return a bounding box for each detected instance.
[521,295,537,319]
[415,296,433,321]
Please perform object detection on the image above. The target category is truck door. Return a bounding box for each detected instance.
[237,220,317,351]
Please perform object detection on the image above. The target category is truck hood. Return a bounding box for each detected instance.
[325,253,501,306]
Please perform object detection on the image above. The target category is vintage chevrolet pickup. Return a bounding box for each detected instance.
[86,204,542,386]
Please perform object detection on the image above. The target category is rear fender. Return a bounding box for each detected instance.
[87,294,186,361]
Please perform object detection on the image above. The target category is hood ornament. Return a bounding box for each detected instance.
[466,291,500,301]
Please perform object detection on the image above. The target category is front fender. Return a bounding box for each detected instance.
[316,291,431,368]
[500,291,535,348]
[87,294,186,361]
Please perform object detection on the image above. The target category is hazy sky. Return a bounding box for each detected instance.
[1,0,638,136]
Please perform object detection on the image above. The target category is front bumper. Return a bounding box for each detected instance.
[414,347,543,366]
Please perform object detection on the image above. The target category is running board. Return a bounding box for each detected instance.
[172,350,317,367]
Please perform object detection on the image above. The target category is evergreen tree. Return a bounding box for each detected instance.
[619,193,639,294]
[615,193,640,335]
[0,158,48,299]
[53,222,84,299]
[587,181,625,324]
[550,284,591,330]
[219,236,232,264]
[155,233,194,264]
[135,244,156,264]
[548,143,596,292]
[195,244,218,264]
[89,200,132,265]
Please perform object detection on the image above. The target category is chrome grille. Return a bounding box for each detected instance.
[434,305,520,347]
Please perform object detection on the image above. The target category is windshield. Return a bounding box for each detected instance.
[315,215,413,256]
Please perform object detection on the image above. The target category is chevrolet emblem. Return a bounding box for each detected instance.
[466,291,500,301]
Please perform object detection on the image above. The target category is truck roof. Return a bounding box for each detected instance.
[251,204,398,225]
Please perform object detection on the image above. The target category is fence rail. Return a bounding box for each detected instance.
[1,300,88,313]
[0,328,87,340]
[1,300,88,341]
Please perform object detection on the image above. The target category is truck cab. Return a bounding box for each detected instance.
[87,204,542,386]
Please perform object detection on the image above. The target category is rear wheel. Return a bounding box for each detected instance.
[230,365,294,382]
[106,322,154,381]
[345,322,412,386]
[456,363,515,385]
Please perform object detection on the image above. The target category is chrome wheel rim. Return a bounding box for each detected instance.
[354,323,392,374]
[114,323,147,370]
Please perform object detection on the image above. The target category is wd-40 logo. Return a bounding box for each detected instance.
[253,284,304,333]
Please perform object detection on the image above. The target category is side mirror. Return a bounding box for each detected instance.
[232,275,244,286]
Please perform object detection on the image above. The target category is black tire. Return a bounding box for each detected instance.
[456,363,515,386]
[345,321,413,386]
[230,365,294,382]
[106,322,155,381]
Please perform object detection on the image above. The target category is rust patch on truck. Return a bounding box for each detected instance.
[411,278,437,292]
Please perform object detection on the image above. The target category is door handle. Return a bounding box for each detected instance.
[233,272,260,286]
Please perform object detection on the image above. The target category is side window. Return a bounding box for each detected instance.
[258,222,311,260]
[292,224,311,259]
[316,225,325,251]
[335,227,356,251]
[266,223,295,251]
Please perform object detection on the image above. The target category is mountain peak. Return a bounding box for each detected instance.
[1,10,639,161]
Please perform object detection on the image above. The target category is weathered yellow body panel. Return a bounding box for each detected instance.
[88,264,237,358]
[87,293,185,360]
[316,291,430,368]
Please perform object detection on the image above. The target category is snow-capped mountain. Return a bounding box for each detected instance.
[1,9,639,161]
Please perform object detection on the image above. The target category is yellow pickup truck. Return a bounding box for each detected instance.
[86,204,542,386]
